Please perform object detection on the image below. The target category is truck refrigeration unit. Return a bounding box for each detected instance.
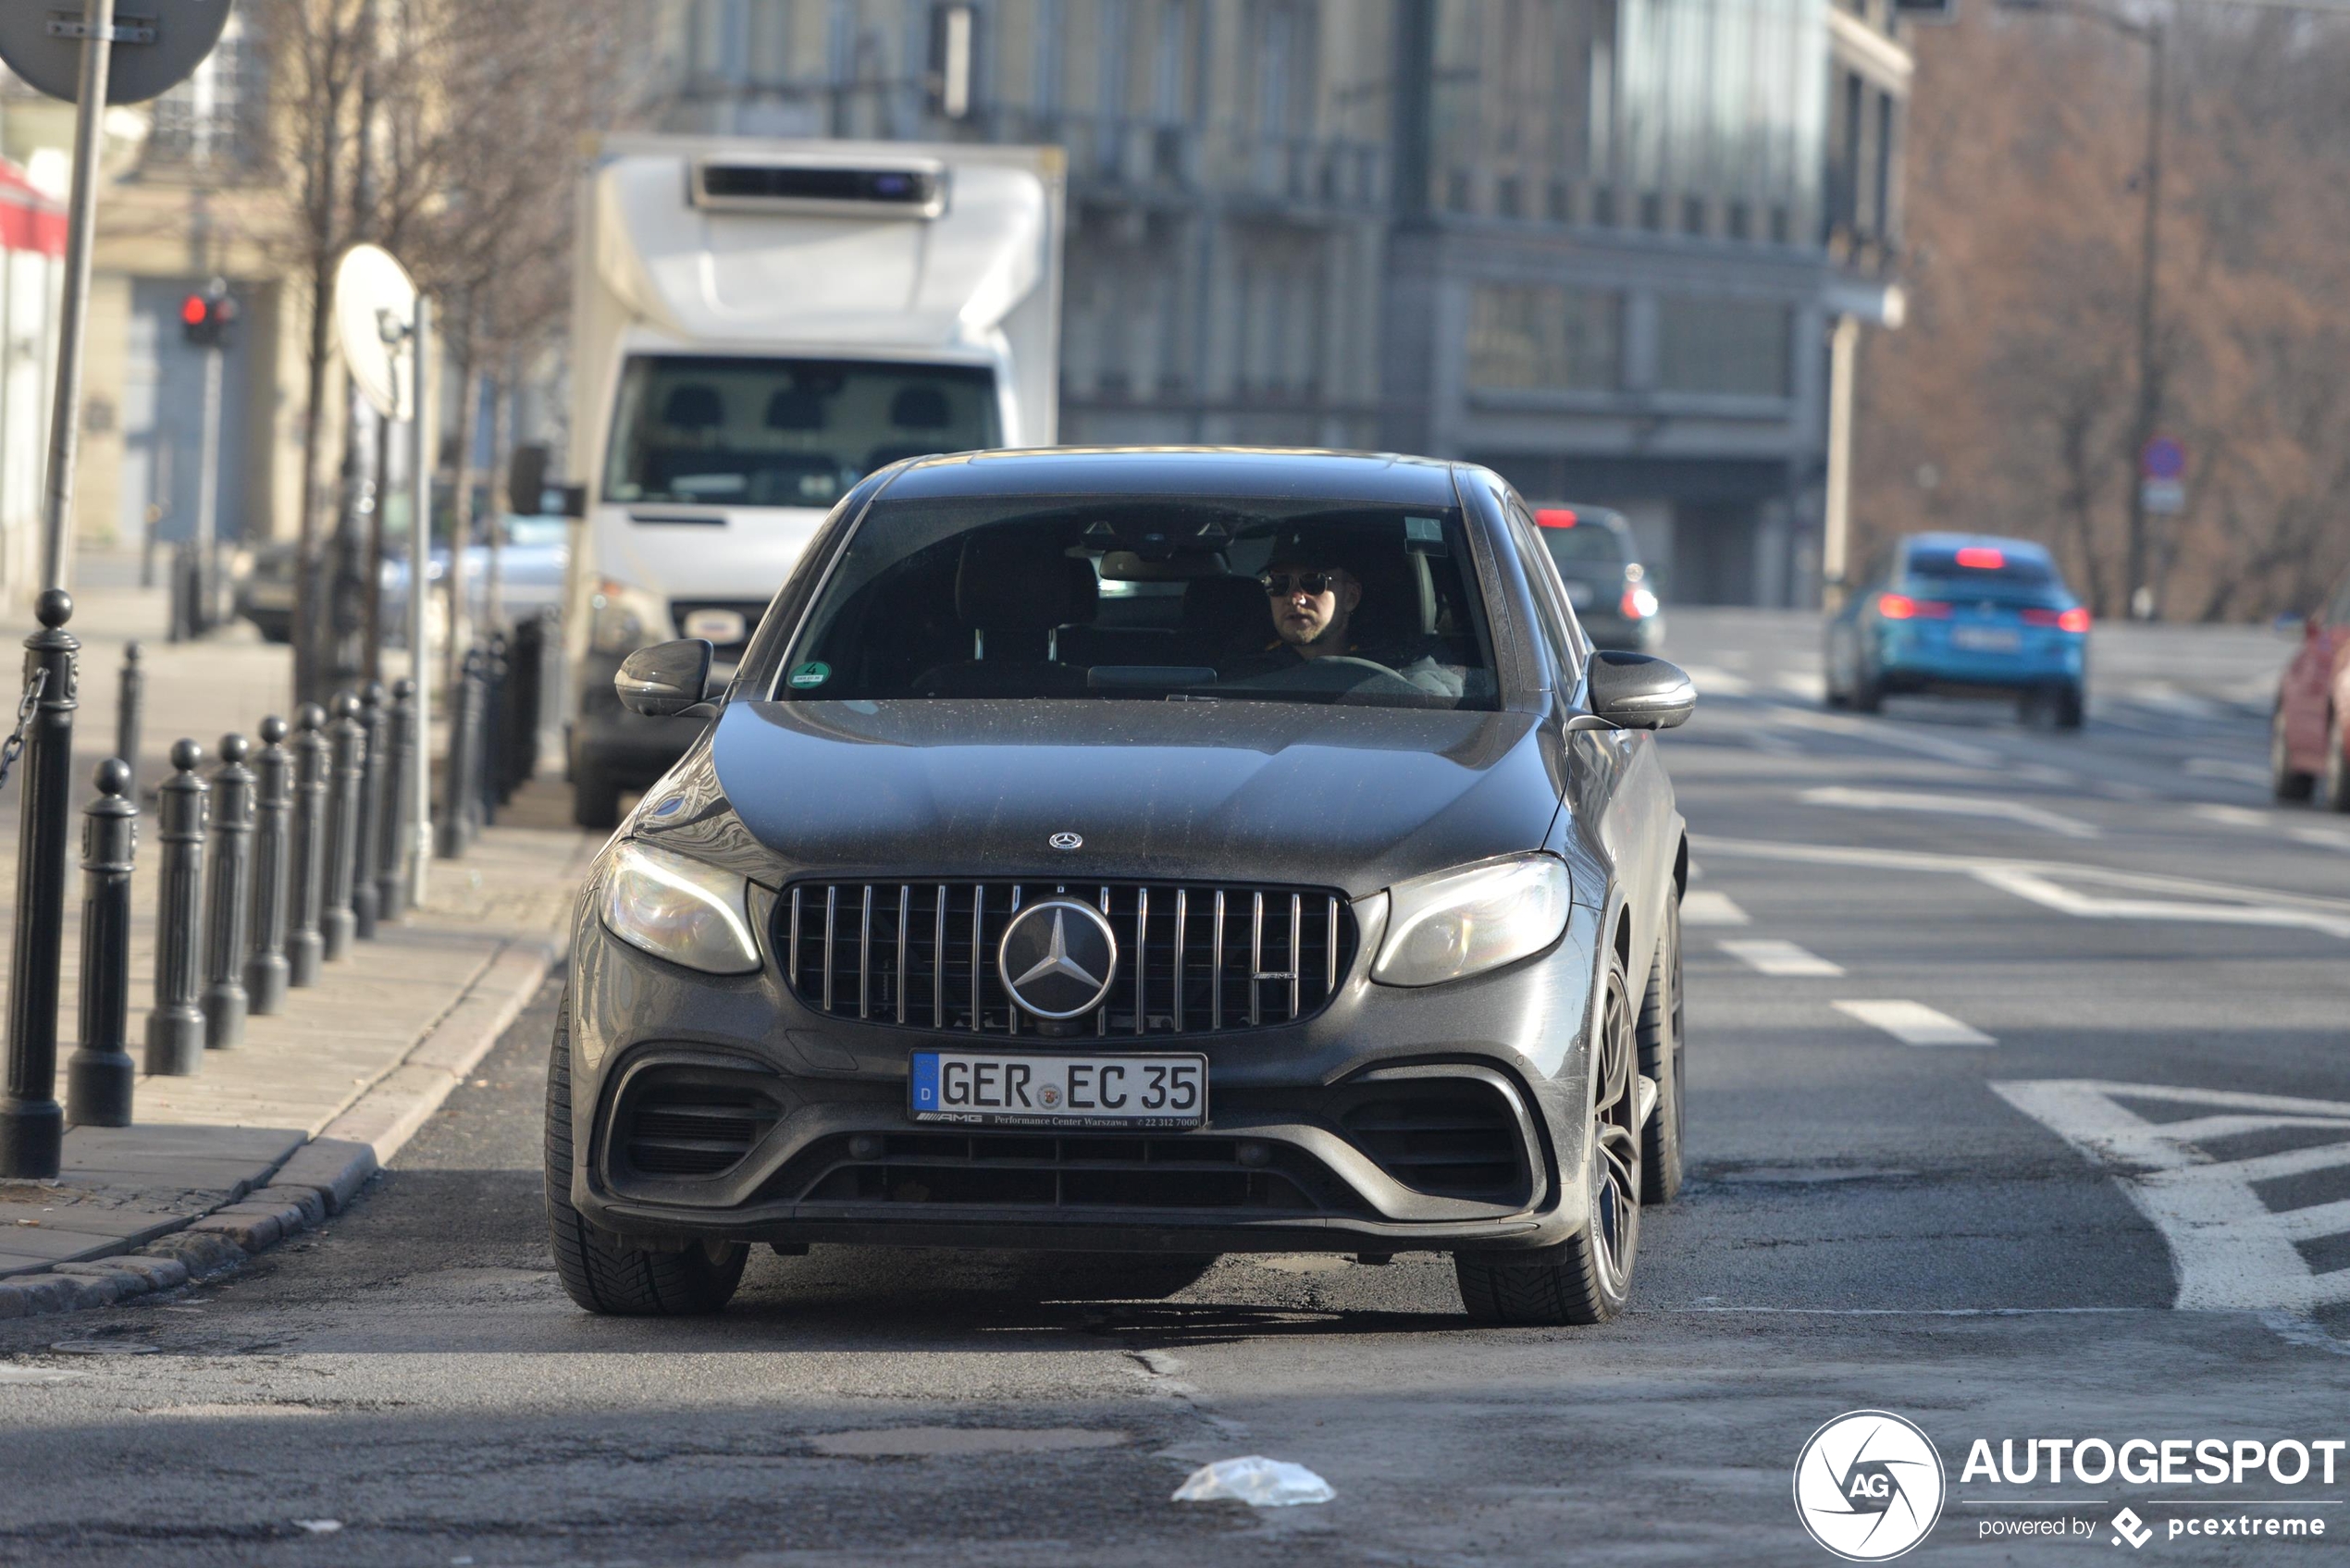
[557,137,1066,826]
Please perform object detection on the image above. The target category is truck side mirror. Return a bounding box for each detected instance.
[507,442,551,516]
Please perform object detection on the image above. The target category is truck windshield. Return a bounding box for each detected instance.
[777,497,1500,710]
[602,355,999,508]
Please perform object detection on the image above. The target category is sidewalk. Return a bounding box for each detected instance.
[0,556,595,1315]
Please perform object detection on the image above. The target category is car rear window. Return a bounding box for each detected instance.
[1903,546,2065,604]
[776,496,1499,710]
[1538,524,1629,573]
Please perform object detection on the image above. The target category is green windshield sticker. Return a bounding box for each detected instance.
[787,661,831,689]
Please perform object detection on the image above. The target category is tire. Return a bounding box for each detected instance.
[546,996,748,1315]
[1850,661,1883,714]
[2323,711,2350,815]
[571,759,624,830]
[1454,952,1641,1327]
[1823,636,1850,709]
[1637,897,1685,1204]
[2273,705,2317,803]
[2054,683,2085,731]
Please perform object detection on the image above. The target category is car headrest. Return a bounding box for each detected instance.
[765,389,826,431]
[1346,551,1438,645]
[956,535,1100,633]
[662,386,724,430]
[1181,574,1267,646]
[890,386,952,429]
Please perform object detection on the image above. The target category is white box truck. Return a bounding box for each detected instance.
[554,136,1066,826]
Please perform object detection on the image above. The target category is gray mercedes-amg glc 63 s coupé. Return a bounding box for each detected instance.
[550,447,1694,1326]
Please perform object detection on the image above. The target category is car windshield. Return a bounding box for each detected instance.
[1903,547,2065,605]
[602,355,1000,509]
[777,496,1498,710]
[1539,524,1629,574]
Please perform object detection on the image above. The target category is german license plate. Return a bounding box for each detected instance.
[1950,625,2021,652]
[909,1050,1207,1130]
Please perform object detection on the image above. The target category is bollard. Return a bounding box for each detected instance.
[352,683,387,939]
[66,760,139,1128]
[143,740,210,1077]
[321,692,365,961]
[0,589,80,1178]
[438,650,478,859]
[201,735,255,1050]
[479,635,509,821]
[244,716,292,1015]
[376,678,415,921]
[286,705,329,987]
[116,640,143,797]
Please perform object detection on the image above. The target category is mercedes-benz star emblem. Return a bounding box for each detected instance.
[996,898,1119,1019]
[1049,832,1082,851]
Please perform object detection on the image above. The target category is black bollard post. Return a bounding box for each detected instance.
[480,635,509,821]
[66,761,138,1128]
[321,692,365,961]
[0,589,80,1178]
[116,640,143,797]
[201,735,255,1050]
[285,705,328,987]
[244,716,292,1015]
[438,651,476,860]
[351,682,386,940]
[376,678,414,921]
[143,740,210,1077]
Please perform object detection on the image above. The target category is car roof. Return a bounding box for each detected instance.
[872,446,1466,507]
[1902,531,2053,560]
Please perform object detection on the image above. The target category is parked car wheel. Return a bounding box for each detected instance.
[546,999,748,1316]
[1454,953,1641,1327]
[2322,711,2350,815]
[1637,896,1685,1204]
[2273,706,2317,802]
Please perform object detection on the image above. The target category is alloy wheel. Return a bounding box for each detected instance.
[1589,972,1642,1297]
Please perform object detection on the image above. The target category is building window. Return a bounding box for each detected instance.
[144,13,265,175]
[1655,298,1790,397]
[1466,283,1622,393]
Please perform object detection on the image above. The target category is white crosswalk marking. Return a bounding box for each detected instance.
[1799,785,2101,840]
[1993,1080,2350,1325]
[1719,939,1844,978]
[1680,891,1750,927]
[1832,999,1995,1046]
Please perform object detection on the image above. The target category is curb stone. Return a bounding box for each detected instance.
[0,937,561,1324]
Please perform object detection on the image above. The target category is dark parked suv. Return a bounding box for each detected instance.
[1526,503,1663,652]
[550,448,1694,1327]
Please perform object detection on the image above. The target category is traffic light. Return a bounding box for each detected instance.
[180,284,238,349]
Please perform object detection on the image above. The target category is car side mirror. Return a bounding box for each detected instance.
[1575,650,1696,731]
[615,639,718,719]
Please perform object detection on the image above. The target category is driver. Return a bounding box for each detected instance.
[1227,529,1464,698]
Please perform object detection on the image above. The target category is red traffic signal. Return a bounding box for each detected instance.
[180,287,237,348]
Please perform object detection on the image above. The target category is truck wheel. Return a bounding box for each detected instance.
[546,997,747,1316]
[1637,897,1685,1204]
[572,761,623,829]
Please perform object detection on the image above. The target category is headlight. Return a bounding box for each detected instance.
[588,576,668,655]
[600,841,761,974]
[1371,854,1570,987]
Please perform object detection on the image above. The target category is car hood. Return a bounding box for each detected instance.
[640,699,1562,900]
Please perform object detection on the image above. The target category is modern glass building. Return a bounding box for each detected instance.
[649,0,1917,605]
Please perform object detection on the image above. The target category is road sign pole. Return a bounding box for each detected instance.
[38,0,115,594]
[407,294,432,910]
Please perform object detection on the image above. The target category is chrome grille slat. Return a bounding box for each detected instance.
[782,879,1353,1037]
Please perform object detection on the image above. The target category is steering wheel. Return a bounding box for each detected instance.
[1221,655,1428,700]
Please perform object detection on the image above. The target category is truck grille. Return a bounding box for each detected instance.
[780,882,1354,1035]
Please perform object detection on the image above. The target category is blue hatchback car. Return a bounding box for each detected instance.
[1824,533,2090,727]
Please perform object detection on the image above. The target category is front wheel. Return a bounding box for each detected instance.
[1638,897,1686,1204]
[1454,954,1641,1327]
[546,996,748,1315]
[2273,706,2317,803]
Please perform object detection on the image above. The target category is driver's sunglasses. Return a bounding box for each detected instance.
[1261,570,1342,598]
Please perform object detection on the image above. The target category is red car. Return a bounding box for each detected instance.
[2272,569,2350,809]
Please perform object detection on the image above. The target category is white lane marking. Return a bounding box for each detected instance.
[1799,784,2101,840]
[1743,730,1804,758]
[1973,866,2350,939]
[1679,664,1752,698]
[1834,999,1996,1046]
[2192,803,2270,827]
[1697,835,2350,935]
[1768,706,2004,767]
[2127,685,2233,722]
[2190,802,2350,855]
[1719,939,1845,978]
[1679,890,1750,927]
[2183,757,2272,785]
[1774,671,1826,702]
[1992,1080,2350,1329]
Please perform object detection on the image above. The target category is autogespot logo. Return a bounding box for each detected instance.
[1795,1411,1948,1562]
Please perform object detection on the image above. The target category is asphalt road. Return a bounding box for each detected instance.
[6,610,2350,1567]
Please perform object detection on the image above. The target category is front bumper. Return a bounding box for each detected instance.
[564,879,1605,1256]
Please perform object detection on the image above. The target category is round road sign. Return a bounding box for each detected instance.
[0,2,233,107]
[2140,437,2186,481]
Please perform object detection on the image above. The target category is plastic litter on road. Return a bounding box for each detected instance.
[1171,1456,1335,1506]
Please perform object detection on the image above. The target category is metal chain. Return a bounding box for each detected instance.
[0,667,50,794]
